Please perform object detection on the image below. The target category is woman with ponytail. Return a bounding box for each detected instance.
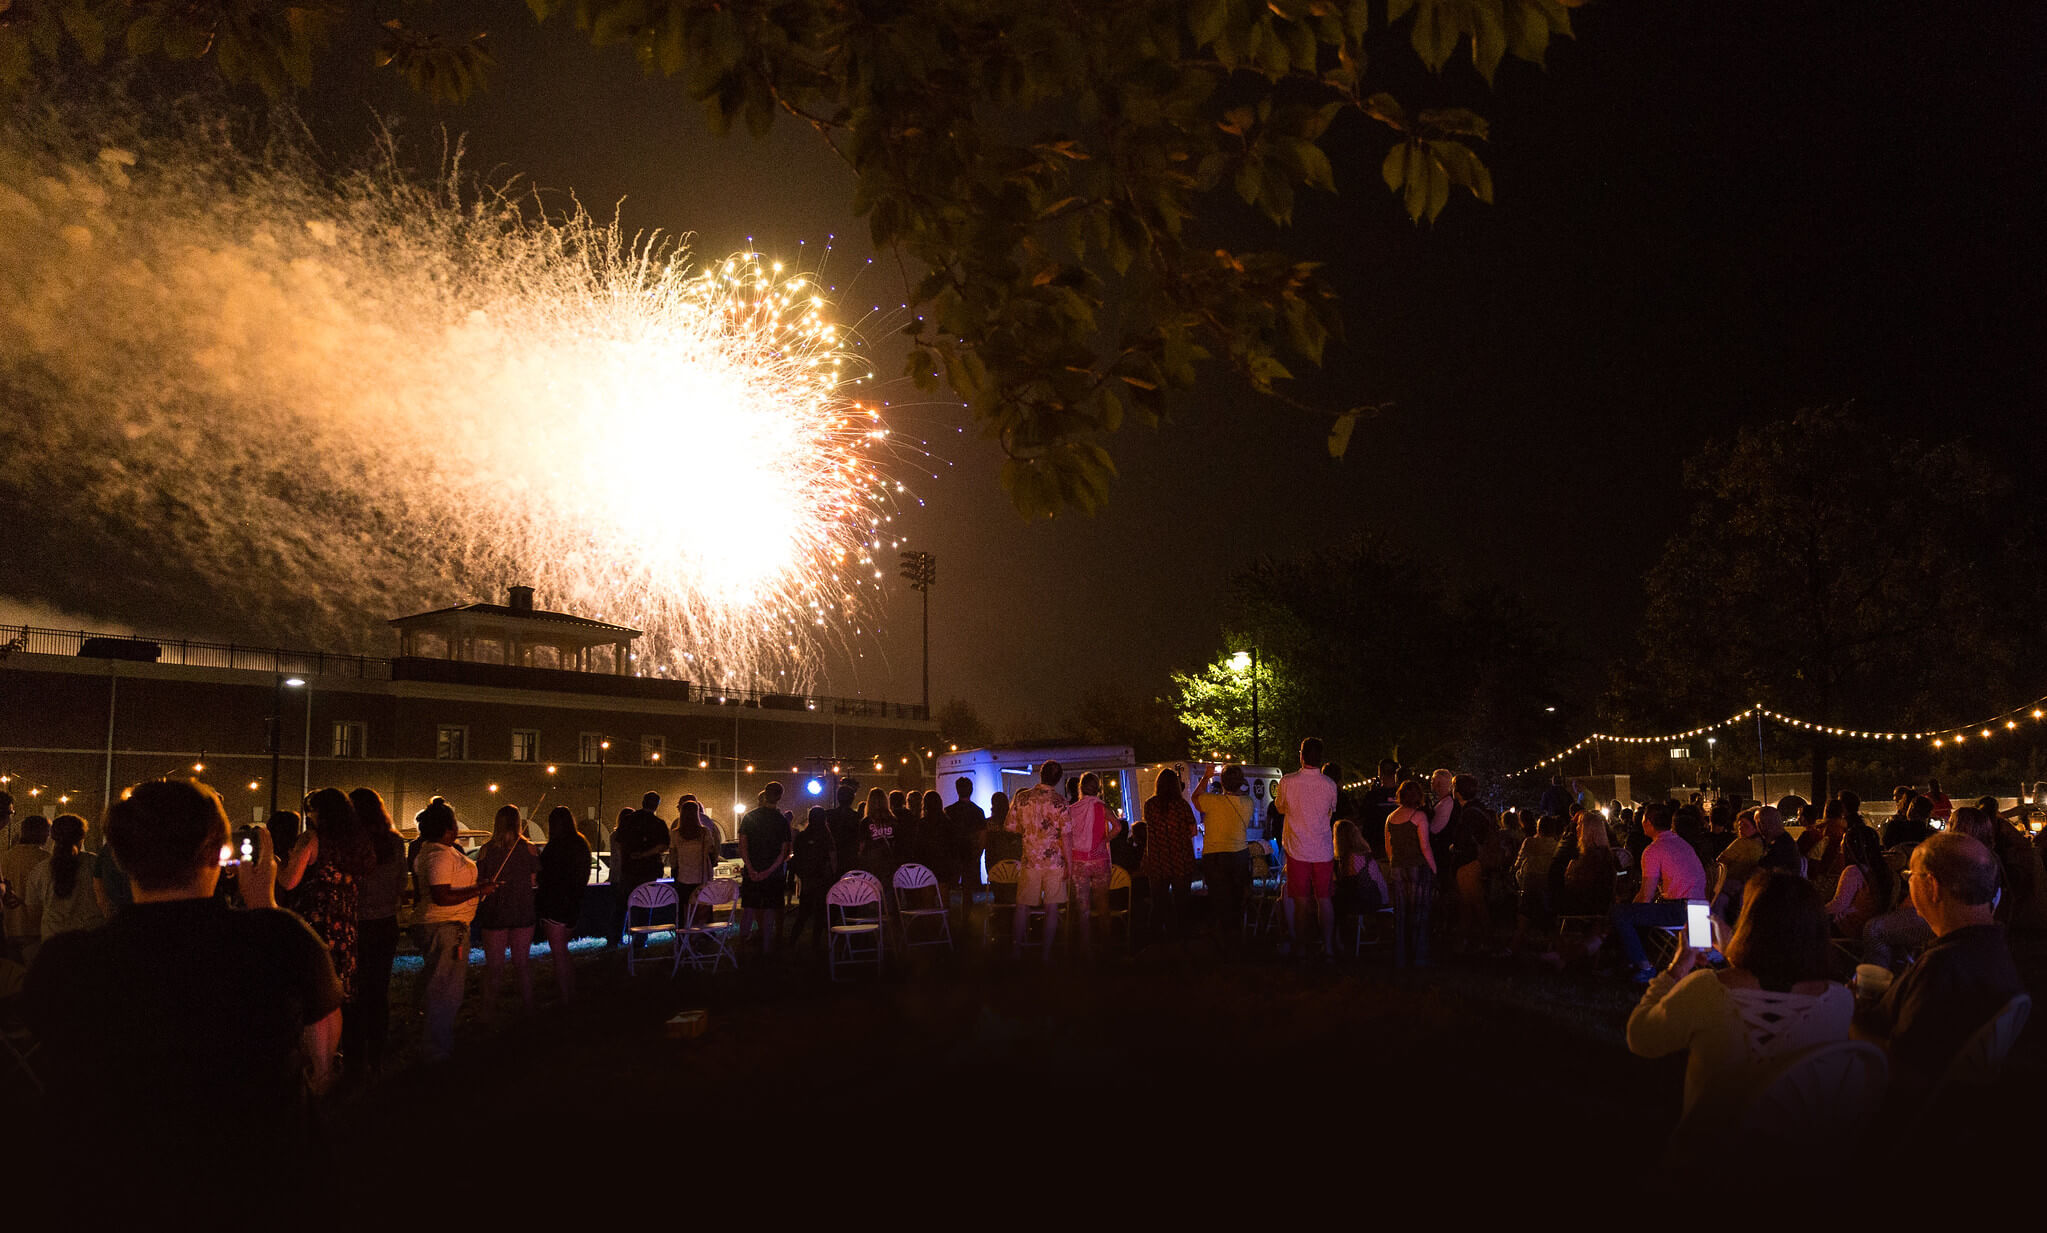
[24,814,104,964]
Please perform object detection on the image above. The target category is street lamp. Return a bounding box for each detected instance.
[269,676,305,816]
[1229,648,1260,765]
[1706,736,1717,788]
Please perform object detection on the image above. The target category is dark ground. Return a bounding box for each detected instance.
[320,912,2047,1217]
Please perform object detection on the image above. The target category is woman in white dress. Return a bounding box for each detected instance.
[1626,870,1852,1151]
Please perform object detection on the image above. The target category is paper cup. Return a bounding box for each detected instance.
[1853,963,1892,997]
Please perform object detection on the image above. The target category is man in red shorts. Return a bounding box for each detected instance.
[1274,737,1338,958]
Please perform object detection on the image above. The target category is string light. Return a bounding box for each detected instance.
[1515,690,2047,774]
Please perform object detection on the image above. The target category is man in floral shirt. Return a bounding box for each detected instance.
[1007,760,1071,960]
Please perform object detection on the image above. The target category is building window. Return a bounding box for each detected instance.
[332,721,366,759]
[511,730,539,763]
[579,732,609,764]
[641,735,666,766]
[436,725,468,761]
[697,738,719,765]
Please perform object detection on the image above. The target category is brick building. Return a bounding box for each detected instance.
[0,592,937,844]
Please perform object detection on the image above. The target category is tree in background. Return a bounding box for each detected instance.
[2,0,1589,514]
[933,698,994,752]
[1062,686,1191,764]
[1171,644,1300,766]
[1623,405,2047,798]
[1173,533,1570,785]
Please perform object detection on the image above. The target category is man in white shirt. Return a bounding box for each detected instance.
[1611,801,1708,982]
[1274,737,1339,958]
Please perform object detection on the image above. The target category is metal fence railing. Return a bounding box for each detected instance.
[0,623,930,720]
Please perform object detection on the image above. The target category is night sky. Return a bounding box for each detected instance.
[267,0,2047,728]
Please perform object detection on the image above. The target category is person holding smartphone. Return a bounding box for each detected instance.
[1626,872,1849,1152]
[24,779,342,1199]
[412,798,498,1063]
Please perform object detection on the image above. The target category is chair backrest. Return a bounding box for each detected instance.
[827,874,882,907]
[986,859,1020,885]
[1941,993,2032,1088]
[1737,1041,1888,1147]
[1109,866,1131,891]
[626,881,679,912]
[680,878,737,926]
[1248,840,1271,860]
[893,862,938,892]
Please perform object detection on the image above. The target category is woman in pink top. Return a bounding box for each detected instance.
[1823,825,1895,940]
[1626,872,1851,1154]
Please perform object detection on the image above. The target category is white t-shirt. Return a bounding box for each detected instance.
[1275,768,1338,864]
[415,842,479,925]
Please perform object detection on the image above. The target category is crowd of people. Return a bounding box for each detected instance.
[0,746,2033,1174]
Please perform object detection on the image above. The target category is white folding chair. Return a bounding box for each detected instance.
[623,881,684,976]
[827,872,886,980]
[1736,1041,1888,1151]
[677,880,741,973]
[1932,992,2032,1097]
[892,862,954,952]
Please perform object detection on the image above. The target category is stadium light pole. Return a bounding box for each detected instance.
[899,550,936,714]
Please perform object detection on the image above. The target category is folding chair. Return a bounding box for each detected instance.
[1106,866,1135,950]
[892,862,954,952]
[1735,1041,1887,1155]
[1931,992,2032,1099]
[983,859,1021,947]
[623,882,684,976]
[827,872,886,980]
[1351,904,1394,953]
[677,880,741,973]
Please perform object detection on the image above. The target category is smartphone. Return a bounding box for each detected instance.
[233,825,262,864]
[1685,899,1713,949]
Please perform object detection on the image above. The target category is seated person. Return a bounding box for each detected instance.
[1882,794,1934,852]
[1858,831,2025,1108]
[1613,802,1711,982]
[1627,871,1851,1152]
[1333,815,1387,916]
[1824,824,1896,941]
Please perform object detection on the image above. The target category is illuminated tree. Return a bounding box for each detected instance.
[0,0,1587,515]
[1172,645,1300,765]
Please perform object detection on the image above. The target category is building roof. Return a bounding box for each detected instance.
[388,602,642,638]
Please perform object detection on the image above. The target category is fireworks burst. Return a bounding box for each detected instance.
[0,103,906,688]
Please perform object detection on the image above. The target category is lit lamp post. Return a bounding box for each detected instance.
[268,675,305,816]
[898,550,936,713]
[595,738,610,827]
[1230,649,1260,765]
[1706,736,1717,789]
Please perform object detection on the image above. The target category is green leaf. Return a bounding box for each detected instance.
[0,28,29,87]
[59,4,105,62]
[1380,141,1407,193]
[1473,2,1506,83]
[124,14,162,57]
[1189,0,1229,46]
[1386,0,1417,22]
[1234,155,1263,206]
[1402,148,1429,220]
[654,4,684,75]
[1287,138,1334,192]
[1425,159,1449,221]
[1410,0,1457,71]
[1327,409,1358,459]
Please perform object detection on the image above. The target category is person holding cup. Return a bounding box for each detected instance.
[1625,871,1852,1153]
